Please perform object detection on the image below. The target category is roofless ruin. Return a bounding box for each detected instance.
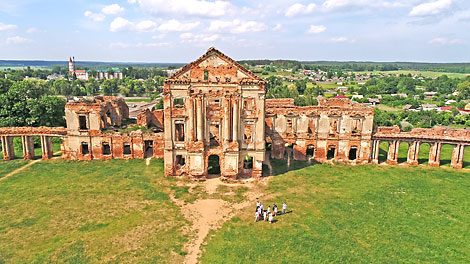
[1,48,470,179]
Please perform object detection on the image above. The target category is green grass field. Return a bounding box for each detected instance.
[201,164,470,263]
[1,157,470,263]
[0,159,188,263]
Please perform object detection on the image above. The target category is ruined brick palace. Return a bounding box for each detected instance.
[2,47,470,178]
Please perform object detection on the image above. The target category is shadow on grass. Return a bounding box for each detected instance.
[264,158,319,177]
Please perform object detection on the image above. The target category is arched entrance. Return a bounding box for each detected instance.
[208,155,221,175]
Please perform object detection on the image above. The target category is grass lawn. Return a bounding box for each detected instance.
[201,164,470,263]
[0,160,30,178]
[0,159,189,263]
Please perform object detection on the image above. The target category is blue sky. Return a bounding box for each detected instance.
[0,0,469,62]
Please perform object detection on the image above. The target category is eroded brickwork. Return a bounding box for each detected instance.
[2,48,470,176]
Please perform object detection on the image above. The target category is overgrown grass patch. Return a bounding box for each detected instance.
[201,164,470,263]
[0,159,189,263]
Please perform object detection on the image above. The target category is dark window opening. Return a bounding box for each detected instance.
[144,140,153,158]
[244,123,254,144]
[287,119,293,133]
[175,123,185,141]
[306,145,315,158]
[266,143,272,151]
[102,142,111,155]
[349,147,358,160]
[81,142,89,155]
[176,155,185,166]
[225,77,231,82]
[79,115,88,130]
[123,143,131,155]
[327,146,336,160]
[208,155,220,174]
[243,156,254,169]
[204,70,209,80]
[173,98,184,107]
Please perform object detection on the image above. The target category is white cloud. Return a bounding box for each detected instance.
[0,22,17,31]
[157,19,200,32]
[429,37,462,44]
[308,25,326,34]
[6,36,31,44]
[102,4,125,15]
[128,0,136,3]
[329,37,355,43]
[409,0,452,17]
[285,3,316,17]
[208,19,267,34]
[273,24,282,31]
[109,42,131,48]
[139,0,231,17]
[136,20,158,32]
[322,0,402,11]
[180,32,220,43]
[109,17,157,32]
[26,27,37,34]
[84,11,105,22]
[110,17,134,31]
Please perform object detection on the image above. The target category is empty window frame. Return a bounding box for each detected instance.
[243,156,253,169]
[176,155,185,166]
[173,98,184,107]
[102,142,111,155]
[349,147,358,160]
[352,119,362,134]
[204,70,209,80]
[123,143,131,155]
[81,142,89,155]
[175,121,185,141]
[244,122,255,144]
[329,118,340,134]
[79,115,88,130]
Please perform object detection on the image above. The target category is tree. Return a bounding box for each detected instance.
[102,79,117,95]
[28,96,66,127]
[143,78,155,96]
[85,77,99,95]
[457,81,470,100]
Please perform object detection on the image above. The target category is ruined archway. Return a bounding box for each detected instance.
[378,141,389,164]
[418,142,431,165]
[208,155,221,175]
[397,141,409,164]
[440,144,454,167]
[327,145,336,160]
[348,146,358,161]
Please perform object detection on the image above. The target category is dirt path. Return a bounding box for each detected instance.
[173,177,268,264]
[0,159,42,182]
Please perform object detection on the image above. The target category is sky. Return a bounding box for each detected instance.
[0,0,469,63]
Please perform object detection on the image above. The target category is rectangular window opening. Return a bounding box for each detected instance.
[81,142,89,155]
[175,123,185,141]
[123,143,131,155]
[79,115,88,130]
[102,142,111,155]
[204,70,209,80]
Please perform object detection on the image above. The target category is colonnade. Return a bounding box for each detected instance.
[371,139,467,168]
[1,135,56,160]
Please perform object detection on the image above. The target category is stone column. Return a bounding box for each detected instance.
[22,135,35,160]
[428,142,441,167]
[232,97,239,143]
[196,96,203,142]
[41,135,54,160]
[223,96,230,142]
[371,140,380,164]
[407,141,420,165]
[188,96,195,142]
[1,136,15,160]
[387,140,399,164]
[451,144,465,168]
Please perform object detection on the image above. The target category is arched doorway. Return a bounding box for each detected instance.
[378,141,389,163]
[440,144,454,167]
[208,155,221,175]
[306,145,315,159]
[397,142,409,164]
[418,142,431,165]
[327,145,336,160]
[348,146,358,161]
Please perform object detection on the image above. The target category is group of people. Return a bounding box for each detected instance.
[254,200,287,224]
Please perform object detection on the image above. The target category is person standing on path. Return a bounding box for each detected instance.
[255,210,259,222]
[267,206,271,215]
[282,202,287,214]
[263,210,267,221]
[273,204,277,216]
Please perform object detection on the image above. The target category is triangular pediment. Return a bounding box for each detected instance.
[167,47,264,84]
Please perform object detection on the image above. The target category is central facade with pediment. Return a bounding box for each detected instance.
[163,47,266,178]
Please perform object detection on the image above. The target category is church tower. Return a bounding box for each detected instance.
[68,57,75,74]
